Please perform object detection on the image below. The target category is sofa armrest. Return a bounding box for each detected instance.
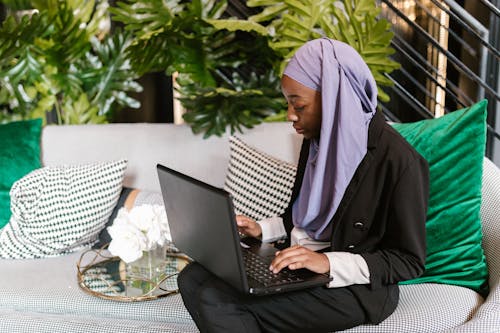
[446,158,500,332]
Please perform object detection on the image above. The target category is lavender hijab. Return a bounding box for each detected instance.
[284,38,378,241]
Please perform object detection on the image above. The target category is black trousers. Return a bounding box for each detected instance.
[178,262,367,333]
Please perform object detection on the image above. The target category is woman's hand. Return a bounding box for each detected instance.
[235,215,262,238]
[270,245,330,274]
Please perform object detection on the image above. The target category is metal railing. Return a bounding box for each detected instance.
[378,0,500,162]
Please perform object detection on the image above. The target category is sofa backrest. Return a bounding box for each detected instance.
[41,122,302,192]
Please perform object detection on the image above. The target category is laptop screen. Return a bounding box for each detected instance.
[157,164,249,292]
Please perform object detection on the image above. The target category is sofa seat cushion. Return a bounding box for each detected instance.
[0,251,194,328]
[0,249,484,333]
[0,310,198,333]
[340,284,483,333]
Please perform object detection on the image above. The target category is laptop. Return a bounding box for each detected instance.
[156,164,332,295]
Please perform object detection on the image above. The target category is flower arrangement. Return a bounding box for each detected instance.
[107,204,171,263]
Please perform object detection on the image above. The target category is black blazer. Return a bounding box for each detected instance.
[281,111,430,324]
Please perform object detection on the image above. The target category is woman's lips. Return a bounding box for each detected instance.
[293,125,304,134]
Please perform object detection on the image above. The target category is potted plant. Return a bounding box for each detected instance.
[113,0,399,136]
[111,0,284,137]
[1,0,400,135]
[0,0,142,124]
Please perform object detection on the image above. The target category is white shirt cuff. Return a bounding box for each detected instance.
[324,252,370,288]
[257,216,286,243]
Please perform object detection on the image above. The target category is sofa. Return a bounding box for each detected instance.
[0,121,499,333]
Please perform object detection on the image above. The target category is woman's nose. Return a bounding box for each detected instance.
[287,106,298,122]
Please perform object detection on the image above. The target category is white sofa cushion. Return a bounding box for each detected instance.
[0,310,197,333]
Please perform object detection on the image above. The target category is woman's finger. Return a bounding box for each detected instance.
[272,254,310,273]
[270,249,309,273]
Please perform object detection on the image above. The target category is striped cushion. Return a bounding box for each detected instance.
[224,136,297,221]
[0,160,127,259]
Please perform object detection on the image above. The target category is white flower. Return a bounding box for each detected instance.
[152,204,171,246]
[107,204,171,263]
[107,211,147,263]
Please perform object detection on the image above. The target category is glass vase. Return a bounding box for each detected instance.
[125,245,167,297]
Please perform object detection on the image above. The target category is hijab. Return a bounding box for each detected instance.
[283,38,378,241]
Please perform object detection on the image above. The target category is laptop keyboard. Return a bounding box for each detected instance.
[242,249,305,287]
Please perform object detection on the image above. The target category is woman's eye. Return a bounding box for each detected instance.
[294,106,305,112]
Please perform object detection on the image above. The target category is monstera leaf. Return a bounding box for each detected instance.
[205,19,269,36]
[113,0,283,136]
[81,31,143,116]
[112,0,270,87]
[110,0,184,75]
[179,70,285,137]
[248,0,399,102]
[248,0,330,60]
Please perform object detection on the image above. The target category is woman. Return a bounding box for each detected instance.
[178,38,429,332]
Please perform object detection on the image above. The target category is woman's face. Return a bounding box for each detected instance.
[281,75,322,140]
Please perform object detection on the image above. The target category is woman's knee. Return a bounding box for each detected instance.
[177,262,205,296]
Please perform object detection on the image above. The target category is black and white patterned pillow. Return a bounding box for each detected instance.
[224,136,297,221]
[0,160,127,259]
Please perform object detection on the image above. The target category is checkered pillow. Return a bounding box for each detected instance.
[224,136,297,220]
[0,160,127,259]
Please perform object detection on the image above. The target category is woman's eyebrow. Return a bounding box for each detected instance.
[287,95,300,102]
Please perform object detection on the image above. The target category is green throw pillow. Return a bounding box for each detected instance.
[0,118,42,229]
[393,100,488,294]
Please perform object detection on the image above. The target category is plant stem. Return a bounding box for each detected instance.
[55,99,63,124]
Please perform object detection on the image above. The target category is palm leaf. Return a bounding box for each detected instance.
[0,1,142,124]
[0,14,50,69]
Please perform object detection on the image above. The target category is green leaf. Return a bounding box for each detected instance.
[179,70,285,137]
[1,0,33,10]
[248,3,287,23]
[81,31,142,118]
[205,19,268,36]
[104,0,400,138]
[0,1,142,124]
[62,93,106,124]
[248,0,400,111]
